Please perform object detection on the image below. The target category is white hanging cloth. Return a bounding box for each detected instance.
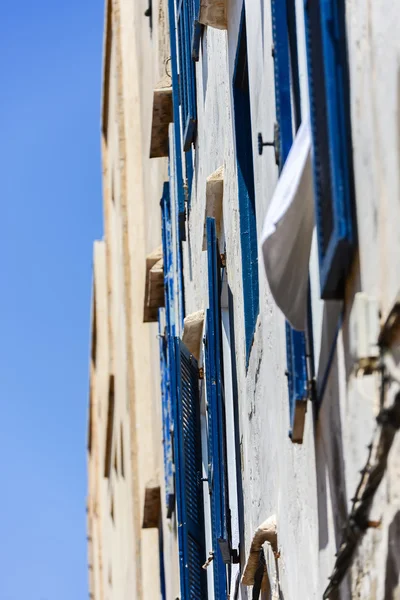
[260,118,314,331]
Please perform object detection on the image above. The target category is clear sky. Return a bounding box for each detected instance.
[0,2,103,599]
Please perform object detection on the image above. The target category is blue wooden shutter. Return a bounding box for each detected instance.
[160,183,176,514]
[177,0,197,150]
[167,0,186,233]
[271,0,292,169]
[271,0,308,441]
[205,217,228,598]
[158,311,175,515]
[174,338,207,599]
[304,0,355,299]
[233,10,259,363]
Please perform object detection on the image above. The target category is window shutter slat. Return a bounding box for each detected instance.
[174,338,207,598]
[205,217,228,598]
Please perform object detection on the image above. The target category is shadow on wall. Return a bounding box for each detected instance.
[315,353,351,600]
[313,257,362,599]
[384,510,400,600]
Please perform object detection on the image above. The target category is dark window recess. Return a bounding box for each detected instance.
[233,9,259,364]
[104,375,115,478]
[91,289,97,367]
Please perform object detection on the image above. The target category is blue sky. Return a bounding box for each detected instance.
[0,2,103,598]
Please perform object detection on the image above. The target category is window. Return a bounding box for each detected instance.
[233,9,259,363]
[110,495,115,524]
[168,0,199,234]
[104,375,115,478]
[176,0,200,150]
[304,0,356,298]
[91,287,97,368]
[204,217,228,598]
[271,0,308,442]
[174,338,207,598]
[160,183,175,516]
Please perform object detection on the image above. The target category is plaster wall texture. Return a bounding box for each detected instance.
[88,0,180,599]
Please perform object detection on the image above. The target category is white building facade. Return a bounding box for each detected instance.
[89,0,400,598]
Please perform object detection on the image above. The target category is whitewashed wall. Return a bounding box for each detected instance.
[176,0,400,598]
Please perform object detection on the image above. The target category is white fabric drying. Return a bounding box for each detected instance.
[260,118,314,331]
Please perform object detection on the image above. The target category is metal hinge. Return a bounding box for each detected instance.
[202,551,215,570]
[258,122,280,165]
[220,253,226,268]
[198,367,204,380]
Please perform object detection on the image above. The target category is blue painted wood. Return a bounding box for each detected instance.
[174,338,207,599]
[304,0,355,299]
[233,9,259,364]
[158,311,174,513]
[271,0,292,168]
[167,0,186,235]
[177,0,197,150]
[168,155,185,332]
[160,183,176,513]
[191,0,202,61]
[205,217,227,599]
[271,0,308,439]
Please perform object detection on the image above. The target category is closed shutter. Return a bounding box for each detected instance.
[167,0,186,231]
[174,338,207,599]
[205,217,228,598]
[271,0,308,442]
[160,183,176,515]
[304,0,355,299]
[271,0,292,169]
[177,0,197,150]
[158,311,175,515]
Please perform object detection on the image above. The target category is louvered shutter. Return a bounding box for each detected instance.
[271,0,292,169]
[167,0,186,231]
[174,338,207,599]
[160,183,176,515]
[271,0,308,441]
[158,311,174,515]
[205,217,228,598]
[304,0,355,299]
[177,0,197,150]
[233,13,259,363]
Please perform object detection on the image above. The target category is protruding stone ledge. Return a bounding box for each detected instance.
[202,166,224,251]
[199,0,227,29]
[149,74,173,158]
[182,310,205,360]
[143,246,164,323]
